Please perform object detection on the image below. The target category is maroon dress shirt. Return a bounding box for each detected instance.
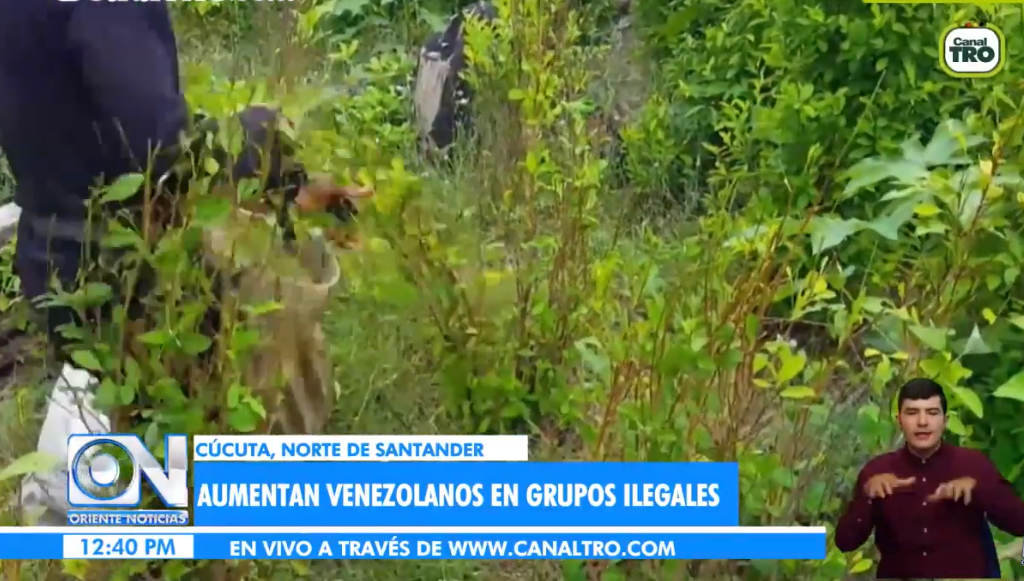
[835,444,1024,579]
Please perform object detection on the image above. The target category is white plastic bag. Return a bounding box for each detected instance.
[20,363,110,524]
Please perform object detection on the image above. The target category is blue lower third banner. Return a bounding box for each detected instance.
[0,527,825,560]
[192,462,739,527]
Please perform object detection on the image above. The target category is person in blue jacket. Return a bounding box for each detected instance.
[0,1,314,339]
[0,0,353,523]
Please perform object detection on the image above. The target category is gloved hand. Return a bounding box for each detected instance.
[293,177,373,250]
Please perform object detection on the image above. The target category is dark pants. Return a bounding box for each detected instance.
[14,215,159,370]
[16,213,223,409]
[15,216,91,354]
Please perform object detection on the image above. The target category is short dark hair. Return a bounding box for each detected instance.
[897,378,947,413]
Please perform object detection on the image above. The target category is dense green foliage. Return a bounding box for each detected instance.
[2,1,1024,579]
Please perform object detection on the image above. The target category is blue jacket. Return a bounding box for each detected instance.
[0,1,309,305]
[0,0,189,222]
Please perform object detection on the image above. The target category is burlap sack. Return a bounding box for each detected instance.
[201,208,339,435]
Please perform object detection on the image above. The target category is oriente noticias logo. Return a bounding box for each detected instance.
[940,21,1006,78]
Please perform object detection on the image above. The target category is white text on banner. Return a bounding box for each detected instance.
[192,462,738,527]
[0,527,826,561]
[192,435,529,462]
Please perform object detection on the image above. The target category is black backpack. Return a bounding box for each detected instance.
[413,2,497,152]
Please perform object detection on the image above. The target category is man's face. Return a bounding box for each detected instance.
[898,396,946,451]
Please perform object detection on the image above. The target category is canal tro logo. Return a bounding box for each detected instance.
[940,21,1006,78]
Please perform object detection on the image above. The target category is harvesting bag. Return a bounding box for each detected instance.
[413,1,497,151]
[201,208,339,435]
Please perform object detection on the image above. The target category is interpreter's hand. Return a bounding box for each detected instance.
[927,477,977,505]
[864,473,916,499]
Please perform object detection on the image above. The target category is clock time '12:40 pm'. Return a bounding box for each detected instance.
[63,534,193,559]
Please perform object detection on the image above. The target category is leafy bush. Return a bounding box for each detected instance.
[632,2,1024,206]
